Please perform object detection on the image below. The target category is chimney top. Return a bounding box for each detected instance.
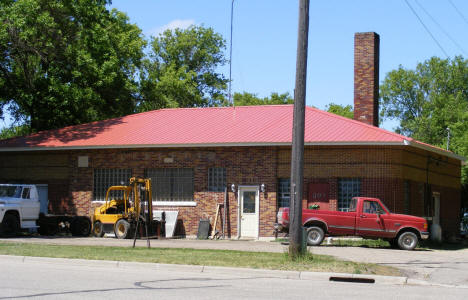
[354,32,380,127]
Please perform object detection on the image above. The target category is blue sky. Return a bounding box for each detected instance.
[2,0,468,131]
[111,0,468,131]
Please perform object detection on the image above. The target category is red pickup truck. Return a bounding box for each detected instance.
[276,197,429,250]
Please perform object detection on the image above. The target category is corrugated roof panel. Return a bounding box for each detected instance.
[0,105,460,161]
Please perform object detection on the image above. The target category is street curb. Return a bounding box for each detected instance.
[406,279,468,289]
[1,254,464,287]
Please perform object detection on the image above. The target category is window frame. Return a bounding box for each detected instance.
[208,167,226,192]
[277,178,291,208]
[362,200,386,215]
[404,180,411,214]
[338,178,361,212]
[93,168,132,202]
[21,187,31,199]
[145,168,196,206]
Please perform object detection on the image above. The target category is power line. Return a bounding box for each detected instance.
[448,0,468,28]
[404,0,449,58]
[415,0,467,56]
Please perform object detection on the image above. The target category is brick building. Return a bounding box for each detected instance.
[0,32,464,239]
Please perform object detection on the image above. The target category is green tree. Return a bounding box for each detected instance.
[380,56,468,183]
[325,103,354,119]
[233,92,293,106]
[139,25,228,111]
[0,0,145,132]
[0,124,30,139]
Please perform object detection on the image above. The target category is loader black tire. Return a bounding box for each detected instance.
[92,221,105,237]
[115,219,132,239]
[71,217,91,237]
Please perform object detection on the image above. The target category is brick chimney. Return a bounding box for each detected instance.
[354,32,379,127]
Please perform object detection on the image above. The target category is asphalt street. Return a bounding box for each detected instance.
[2,237,468,286]
[0,257,467,300]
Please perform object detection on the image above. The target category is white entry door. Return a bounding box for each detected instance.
[239,187,259,238]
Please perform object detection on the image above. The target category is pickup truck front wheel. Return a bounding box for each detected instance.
[397,231,418,250]
[306,226,325,246]
[0,214,20,237]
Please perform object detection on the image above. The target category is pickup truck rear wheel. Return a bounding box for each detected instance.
[397,231,418,250]
[306,226,325,246]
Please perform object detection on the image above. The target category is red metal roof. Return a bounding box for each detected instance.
[0,105,462,160]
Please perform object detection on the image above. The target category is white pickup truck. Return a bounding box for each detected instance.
[0,184,40,235]
[0,184,91,237]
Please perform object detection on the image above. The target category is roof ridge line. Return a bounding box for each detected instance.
[156,104,293,111]
[305,106,413,142]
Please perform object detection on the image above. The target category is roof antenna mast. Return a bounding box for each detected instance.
[229,0,235,107]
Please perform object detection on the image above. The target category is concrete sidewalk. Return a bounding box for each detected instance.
[2,236,468,287]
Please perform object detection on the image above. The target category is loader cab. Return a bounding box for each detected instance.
[92,177,159,239]
[92,185,134,236]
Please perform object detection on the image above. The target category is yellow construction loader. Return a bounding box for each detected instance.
[92,177,161,239]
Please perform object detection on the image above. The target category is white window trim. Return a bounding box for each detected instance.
[92,200,106,204]
[153,201,197,207]
[92,200,197,207]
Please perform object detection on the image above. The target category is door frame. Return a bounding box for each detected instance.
[237,185,260,239]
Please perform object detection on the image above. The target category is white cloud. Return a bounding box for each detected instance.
[147,19,196,37]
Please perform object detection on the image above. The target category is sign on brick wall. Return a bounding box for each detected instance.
[308,183,330,210]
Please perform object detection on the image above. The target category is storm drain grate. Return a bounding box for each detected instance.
[329,277,375,284]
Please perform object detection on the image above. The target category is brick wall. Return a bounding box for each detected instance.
[0,151,73,214]
[67,147,278,237]
[0,144,461,237]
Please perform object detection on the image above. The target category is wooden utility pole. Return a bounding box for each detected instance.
[289,0,310,257]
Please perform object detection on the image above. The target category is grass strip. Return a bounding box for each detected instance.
[327,239,391,248]
[0,241,400,276]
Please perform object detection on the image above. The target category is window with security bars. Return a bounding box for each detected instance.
[404,180,411,214]
[145,168,194,202]
[93,169,132,201]
[208,167,226,192]
[338,178,361,212]
[278,178,291,208]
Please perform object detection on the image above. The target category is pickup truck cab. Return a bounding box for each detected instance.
[277,197,429,250]
[0,184,40,236]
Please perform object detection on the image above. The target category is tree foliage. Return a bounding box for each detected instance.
[233,92,293,106]
[325,103,354,119]
[380,56,468,183]
[138,25,228,111]
[0,0,145,132]
[0,124,30,140]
